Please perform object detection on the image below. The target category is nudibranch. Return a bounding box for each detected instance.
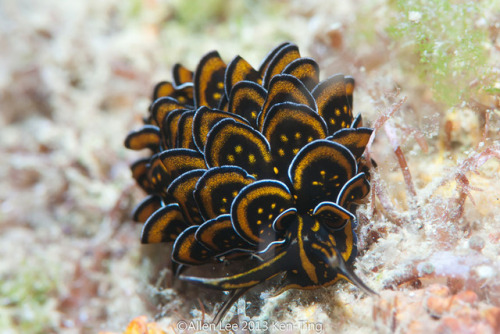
[125,42,375,323]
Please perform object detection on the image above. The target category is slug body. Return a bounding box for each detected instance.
[125,42,375,322]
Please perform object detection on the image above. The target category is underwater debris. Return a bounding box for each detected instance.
[373,284,500,333]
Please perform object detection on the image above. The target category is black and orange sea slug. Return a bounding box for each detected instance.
[125,42,375,323]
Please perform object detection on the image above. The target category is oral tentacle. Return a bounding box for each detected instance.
[212,288,250,325]
[180,248,292,290]
[331,248,377,296]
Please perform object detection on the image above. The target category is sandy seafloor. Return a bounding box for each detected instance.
[1,0,499,333]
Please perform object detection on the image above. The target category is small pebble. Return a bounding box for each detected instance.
[469,235,485,252]
[483,307,500,331]
[427,284,450,297]
[451,290,478,306]
[419,262,435,275]
[425,295,451,317]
